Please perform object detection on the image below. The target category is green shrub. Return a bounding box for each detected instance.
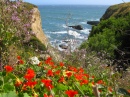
[80,14,130,58]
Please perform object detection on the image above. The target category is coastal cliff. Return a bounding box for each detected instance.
[80,2,130,69]
[101,2,130,20]
[31,8,48,46]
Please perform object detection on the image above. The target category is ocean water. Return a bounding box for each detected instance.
[38,5,109,50]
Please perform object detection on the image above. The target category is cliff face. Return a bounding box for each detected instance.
[31,8,48,46]
[101,2,130,20]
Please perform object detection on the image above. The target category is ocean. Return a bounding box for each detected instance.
[38,5,109,51]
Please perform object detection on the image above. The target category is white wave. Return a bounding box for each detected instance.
[53,31,67,34]
[80,28,90,34]
[68,30,80,38]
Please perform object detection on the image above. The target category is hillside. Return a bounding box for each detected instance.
[101,2,130,20]
[0,1,48,65]
[80,2,130,70]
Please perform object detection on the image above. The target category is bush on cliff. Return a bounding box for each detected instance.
[80,14,130,59]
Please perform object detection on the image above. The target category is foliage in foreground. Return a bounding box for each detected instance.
[0,56,130,97]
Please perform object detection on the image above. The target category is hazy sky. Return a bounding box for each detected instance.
[24,0,130,5]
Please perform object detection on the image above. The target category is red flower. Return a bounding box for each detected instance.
[47,70,53,76]
[92,75,95,79]
[41,79,53,90]
[78,67,84,73]
[54,70,61,75]
[69,66,77,72]
[127,90,130,93]
[66,71,72,78]
[92,82,95,85]
[58,76,65,83]
[65,90,78,97]
[24,68,35,81]
[4,65,13,73]
[45,57,54,66]
[60,62,64,67]
[17,56,21,60]
[97,80,104,84]
[83,73,89,78]
[19,59,24,64]
[24,81,37,88]
[43,94,53,97]
[98,89,102,92]
[80,79,89,86]
[74,74,83,81]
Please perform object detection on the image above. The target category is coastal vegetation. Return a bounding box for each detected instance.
[80,3,130,70]
[0,0,130,97]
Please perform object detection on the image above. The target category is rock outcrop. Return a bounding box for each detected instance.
[31,8,48,46]
[101,2,130,20]
[68,25,83,30]
[87,21,99,25]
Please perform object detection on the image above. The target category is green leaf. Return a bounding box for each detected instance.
[24,93,30,97]
[2,72,6,77]
[0,80,3,86]
[57,83,68,91]
[0,91,17,97]
[3,84,14,92]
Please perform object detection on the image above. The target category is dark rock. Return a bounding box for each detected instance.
[87,21,99,25]
[68,25,83,30]
[59,43,68,49]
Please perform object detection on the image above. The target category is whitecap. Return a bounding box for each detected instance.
[80,28,90,34]
[52,31,67,34]
[68,30,80,38]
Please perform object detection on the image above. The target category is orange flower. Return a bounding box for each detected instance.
[47,70,53,76]
[4,65,13,73]
[65,90,78,97]
[24,68,35,81]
